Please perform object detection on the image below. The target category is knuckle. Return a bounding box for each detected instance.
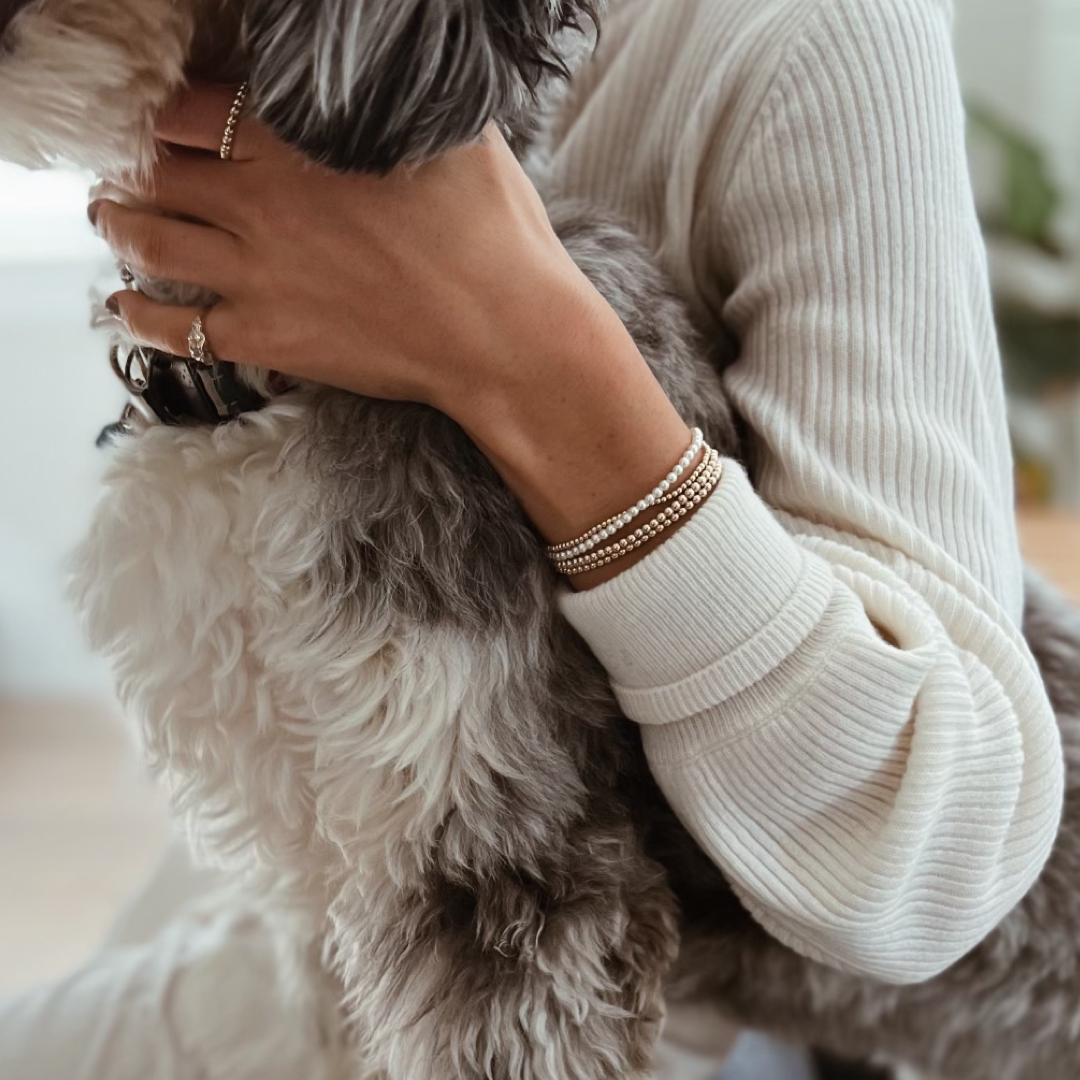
[139,228,170,278]
[102,209,171,279]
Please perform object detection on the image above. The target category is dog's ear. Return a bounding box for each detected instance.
[243,0,599,173]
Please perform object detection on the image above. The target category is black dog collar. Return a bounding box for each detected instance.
[99,343,266,444]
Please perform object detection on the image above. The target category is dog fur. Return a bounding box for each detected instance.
[2,1,1080,1077]
[70,203,730,1078]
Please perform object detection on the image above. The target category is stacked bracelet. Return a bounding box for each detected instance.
[546,429,723,577]
[547,428,704,561]
[551,451,722,576]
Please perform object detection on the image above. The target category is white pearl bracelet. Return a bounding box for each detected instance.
[547,428,705,560]
[556,452,723,576]
[551,449,716,564]
[550,447,721,566]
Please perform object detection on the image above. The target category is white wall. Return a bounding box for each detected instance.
[0,164,124,696]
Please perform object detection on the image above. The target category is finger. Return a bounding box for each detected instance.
[91,199,243,294]
[155,82,269,162]
[106,292,239,363]
[96,149,248,235]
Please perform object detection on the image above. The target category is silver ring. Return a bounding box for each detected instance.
[187,311,213,366]
[219,82,250,161]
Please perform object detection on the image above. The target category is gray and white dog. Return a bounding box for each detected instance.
[2,1,1080,1078]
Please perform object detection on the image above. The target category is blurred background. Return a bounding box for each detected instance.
[0,170,171,997]
[0,0,1077,1076]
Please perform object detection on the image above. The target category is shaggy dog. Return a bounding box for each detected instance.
[2,1,1079,1078]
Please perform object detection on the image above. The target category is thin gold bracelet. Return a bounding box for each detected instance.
[551,450,721,567]
[546,428,704,559]
[557,457,723,576]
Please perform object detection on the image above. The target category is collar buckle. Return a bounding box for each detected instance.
[107,342,266,431]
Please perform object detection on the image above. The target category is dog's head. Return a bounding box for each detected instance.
[0,0,598,175]
[0,0,199,173]
[243,0,600,173]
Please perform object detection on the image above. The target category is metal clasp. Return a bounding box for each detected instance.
[110,341,154,395]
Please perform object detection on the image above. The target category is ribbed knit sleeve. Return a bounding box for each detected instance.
[556,0,1065,984]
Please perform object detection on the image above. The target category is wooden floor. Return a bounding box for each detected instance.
[1017,510,1080,604]
[0,698,168,996]
[0,511,1077,1000]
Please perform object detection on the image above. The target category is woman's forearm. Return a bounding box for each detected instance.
[93,96,708,590]
[453,269,705,589]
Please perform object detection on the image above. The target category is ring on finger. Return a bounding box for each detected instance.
[219,82,250,161]
[188,309,215,366]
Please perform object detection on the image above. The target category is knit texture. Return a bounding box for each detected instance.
[550,0,1065,984]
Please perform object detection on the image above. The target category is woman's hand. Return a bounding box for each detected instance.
[93,85,584,410]
[92,83,697,585]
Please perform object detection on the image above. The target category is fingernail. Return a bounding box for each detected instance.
[88,200,104,228]
[105,295,121,317]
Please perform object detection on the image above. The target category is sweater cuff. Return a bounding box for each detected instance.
[558,459,836,726]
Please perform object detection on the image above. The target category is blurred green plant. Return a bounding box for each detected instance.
[996,303,1080,395]
[967,101,1080,505]
[964,100,1079,401]
[966,101,1064,256]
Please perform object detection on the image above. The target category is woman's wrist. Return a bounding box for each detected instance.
[454,272,704,589]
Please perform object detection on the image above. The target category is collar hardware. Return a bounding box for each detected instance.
[100,343,266,443]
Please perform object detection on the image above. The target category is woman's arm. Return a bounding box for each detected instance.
[551,0,1064,983]
[92,0,1064,985]
[92,94,704,583]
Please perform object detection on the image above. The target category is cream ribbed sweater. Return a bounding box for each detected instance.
[549,0,1065,985]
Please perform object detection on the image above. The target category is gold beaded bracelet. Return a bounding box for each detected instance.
[547,428,705,560]
[549,447,716,562]
[551,449,721,568]
[555,453,723,576]
[551,446,721,565]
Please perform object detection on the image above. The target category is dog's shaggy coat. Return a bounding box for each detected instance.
[2,0,1080,1077]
